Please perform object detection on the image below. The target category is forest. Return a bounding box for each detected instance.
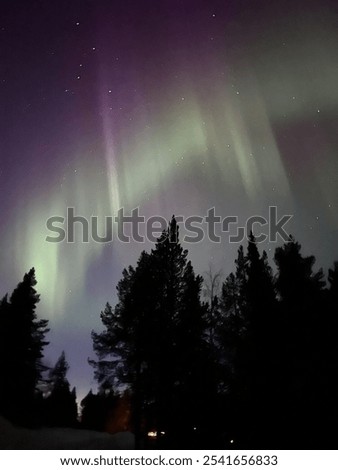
[0,216,337,449]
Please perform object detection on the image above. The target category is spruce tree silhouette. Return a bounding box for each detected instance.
[81,390,102,430]
[170,260,214,448]
[274,236,326,448]
[215,246,248,446]
[81,388,116,431]
[0,268,49,425]
[91,217,209,448]
[44,351,78,427]
[0,295,11,416]
[203,267,222,348]
[325,260,338,445]
[242,233,278,447]
[91,252,158,446]
[80,387,129,434]
[217,236,279,448]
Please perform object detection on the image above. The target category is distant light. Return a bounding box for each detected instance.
[193,427,197,431]
[147,431,157,438]
[230,439,234,444]
[160,431,165,435]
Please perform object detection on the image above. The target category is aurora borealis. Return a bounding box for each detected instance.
[1,0,338,400]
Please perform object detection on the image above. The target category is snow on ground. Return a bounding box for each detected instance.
[0,416,135,449]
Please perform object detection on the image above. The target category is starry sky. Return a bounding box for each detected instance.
[1,0,338,401]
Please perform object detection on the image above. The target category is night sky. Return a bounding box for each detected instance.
[1,0,338,401]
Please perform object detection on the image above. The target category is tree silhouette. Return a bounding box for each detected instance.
[327,261,338,307]
[240,233,278,446]
[203,266,222,348]
[44,351,78,427]
[80,387,130,434]
[91,251,157,445]
[274,236,327,447]
[81,389,112,431]
[216,235,279,447]
[0,268,49,425]
[91,217,209,447]
[170,260,214,447]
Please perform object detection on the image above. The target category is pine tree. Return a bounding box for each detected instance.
[80,388,129,433]
[274,236,326,447]
[91,250,158,443]
[173,261,212,445]
[0,268,49,424]
[0,295,11,412]
[217,245,248,383]
[239,233,278,446]
[45,351,78,427]
[326,261,338,444]
[203,267,222,348]
[91,217,209,447]
[217,236,279,447]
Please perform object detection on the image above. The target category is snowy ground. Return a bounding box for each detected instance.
[0,416,135,449]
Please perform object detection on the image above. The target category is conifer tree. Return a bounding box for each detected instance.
[45,351,78,427]
[91,217,208,446]
[274,236,327,447]
[0,268,49,424]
